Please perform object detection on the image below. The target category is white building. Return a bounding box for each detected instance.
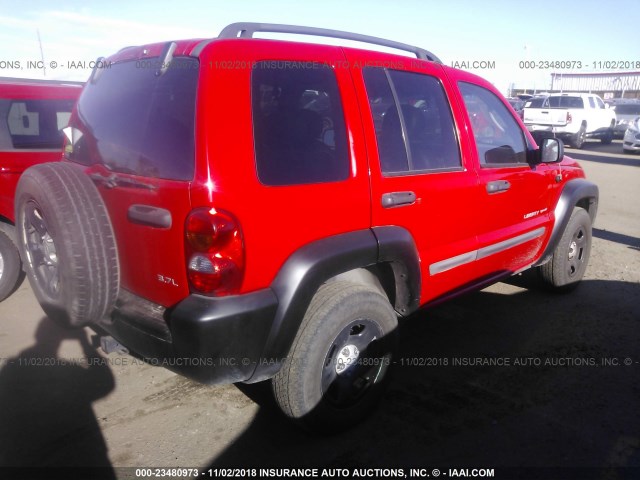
[550,71,640,99]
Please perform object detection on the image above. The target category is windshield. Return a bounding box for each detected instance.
[67,57,199,181]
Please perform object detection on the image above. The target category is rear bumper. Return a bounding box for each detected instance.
[99,288,278,384]
[525,124,611,139]
[525,124,574,139]
[525,123,557,132]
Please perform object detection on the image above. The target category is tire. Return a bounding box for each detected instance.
[572,125,586,149]
[0,228,24,303]
[15,163,119,327]
[538,208,592,292]
[272,281,398,433]
[601,123,614,145]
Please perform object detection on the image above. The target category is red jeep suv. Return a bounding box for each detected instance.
[0,78,81,302]
[15,23,598,431]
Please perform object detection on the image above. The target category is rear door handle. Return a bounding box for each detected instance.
[127,204,172,228]
[381,191,416,208]
[486,180,511,194]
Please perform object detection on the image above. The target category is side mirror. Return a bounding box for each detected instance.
[540,137,564,163]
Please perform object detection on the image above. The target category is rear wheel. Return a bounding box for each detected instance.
[0,228,24,303]
[601,122,614,144]
[272,281,398,433]
[15,163,119,327]
[538,208,592,291]
[572,125,586,149]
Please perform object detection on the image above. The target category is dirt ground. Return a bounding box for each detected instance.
[0,140,638,479]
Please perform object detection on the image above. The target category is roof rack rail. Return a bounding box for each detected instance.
[218,22,441,63]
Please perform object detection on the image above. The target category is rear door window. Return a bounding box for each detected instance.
[362,68,461,175]
[252,61,349,186]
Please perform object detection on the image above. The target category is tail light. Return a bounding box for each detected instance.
[185,207,244,296]
[566,112,572,124]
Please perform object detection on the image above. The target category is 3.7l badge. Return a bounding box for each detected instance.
[156,274,179,287]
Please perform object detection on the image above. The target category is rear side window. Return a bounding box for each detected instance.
[2,99,74,149]
[252,62,349,186]
[459,82,527,166]
[69,57,198,181]
[362,68,461,174]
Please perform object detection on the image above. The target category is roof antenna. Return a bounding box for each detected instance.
[37,29,46,77]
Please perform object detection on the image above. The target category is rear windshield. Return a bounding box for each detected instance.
[68,57,198,181]
[524,97,546,108]
[0,98,75,150]
[548,96,583,108]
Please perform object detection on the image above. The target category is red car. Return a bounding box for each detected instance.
[0,77,82,302]
[15,24,598,431]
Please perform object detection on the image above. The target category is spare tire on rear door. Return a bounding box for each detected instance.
[15,162,119,327]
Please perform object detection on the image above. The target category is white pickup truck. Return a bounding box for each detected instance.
[523,93,616,148]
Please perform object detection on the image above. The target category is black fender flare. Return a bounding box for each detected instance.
[247,226,420,382]
[372,226,421,315]
[535,178,598,266]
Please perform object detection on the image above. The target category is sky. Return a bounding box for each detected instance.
[0,0,638,95]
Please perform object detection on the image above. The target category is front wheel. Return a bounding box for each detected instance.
[538,208,592,291]
[272,281,398,433]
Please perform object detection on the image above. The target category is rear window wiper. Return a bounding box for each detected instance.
[89,166,157,191]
